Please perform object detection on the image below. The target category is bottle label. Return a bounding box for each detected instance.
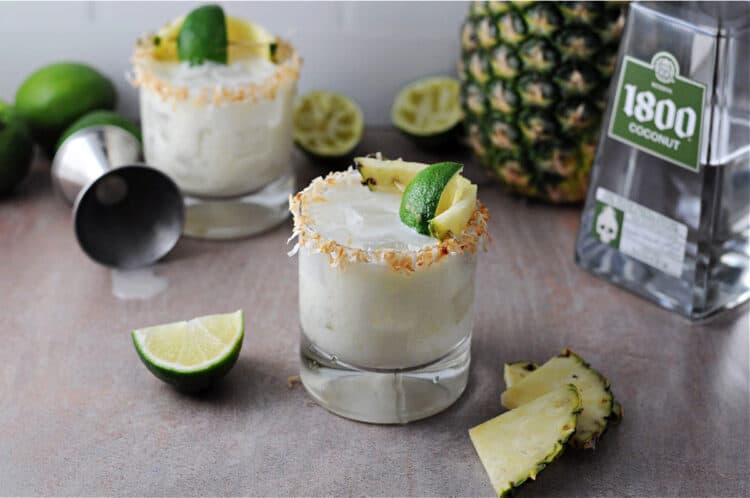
[608,51,706,172]
[592,188,687,278]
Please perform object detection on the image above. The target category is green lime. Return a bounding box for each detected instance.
[0,99,34,196]
[57,110,141,151]
[392,77,463,149]
[294,91,364,165]
[15,62,116,153]
[178,5,228,66]
[132,310,244,392]
[399,161,463,235]
[0,99,11,118]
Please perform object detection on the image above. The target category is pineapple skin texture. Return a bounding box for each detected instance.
[459,1,628,203]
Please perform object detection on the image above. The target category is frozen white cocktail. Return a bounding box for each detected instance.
[289,155,489,423]
[132,6,301,238]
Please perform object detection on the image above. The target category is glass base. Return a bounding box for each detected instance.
[182,171,294,240]
[299,334,471,424]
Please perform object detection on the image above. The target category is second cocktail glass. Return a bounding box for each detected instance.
[131,16,301,239]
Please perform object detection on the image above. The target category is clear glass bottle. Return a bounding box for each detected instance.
[576,2,750,320]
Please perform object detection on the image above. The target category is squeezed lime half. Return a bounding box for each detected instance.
[294,91,364,161]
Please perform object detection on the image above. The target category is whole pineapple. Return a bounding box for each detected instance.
[459,1,627,203]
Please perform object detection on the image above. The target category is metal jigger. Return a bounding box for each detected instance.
[51,125,184,268]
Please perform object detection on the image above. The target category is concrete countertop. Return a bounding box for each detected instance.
[1,129,748,496]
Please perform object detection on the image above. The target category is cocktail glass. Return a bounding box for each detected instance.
[289,169,489,423]
[132,35,301,239]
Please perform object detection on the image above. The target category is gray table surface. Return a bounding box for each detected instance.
[1,129,748,497]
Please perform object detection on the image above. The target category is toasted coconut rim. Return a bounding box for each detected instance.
[288,169,491,273]
[130,39,301,106]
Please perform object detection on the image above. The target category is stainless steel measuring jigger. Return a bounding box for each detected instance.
[52,125,184,269]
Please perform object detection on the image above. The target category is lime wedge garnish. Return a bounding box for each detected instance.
[151,13,275,63]
[392,77,463,149]
[178,5,228,65]
[132,310,244,391]
[399,161,463,235]
[0,99,11,120]
[294,91,364,159]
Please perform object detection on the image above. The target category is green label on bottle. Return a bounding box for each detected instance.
[608,51,706,172]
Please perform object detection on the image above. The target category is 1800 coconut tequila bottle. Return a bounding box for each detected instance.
[576,2,750,320]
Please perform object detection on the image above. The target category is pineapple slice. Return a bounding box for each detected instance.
[355,156,429,193]
[469,385,581,497]
[355,155,470,199]
[356,155,478,240]
[501,349,614,449]
[436,174,471,214]
[428,182,477,240]
[503,361,538,388]
[504,360,623,424]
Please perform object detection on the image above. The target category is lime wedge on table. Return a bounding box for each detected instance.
[399,161,463,235]
[132,310,244,392]
[294,91,364,160]
[392,77,463,149]
[178,5,229,65]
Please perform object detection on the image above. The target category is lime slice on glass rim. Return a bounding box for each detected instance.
[358,157,478,240]
[152,8,276,64]
[132,310,244,392]
[294,91,364,163]
[392,77,463,149]
[357,154,469,201]
[177,5,229,65]
[399,161,463,236]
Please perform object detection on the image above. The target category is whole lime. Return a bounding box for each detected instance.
[0,100,34,196]
[57,110,141,151]
[15,62,116,153]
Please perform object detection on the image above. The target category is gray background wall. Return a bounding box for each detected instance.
[0,1,467,125]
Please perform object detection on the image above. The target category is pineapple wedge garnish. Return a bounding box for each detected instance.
[356,155,477,240]
[355,155,428,193]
